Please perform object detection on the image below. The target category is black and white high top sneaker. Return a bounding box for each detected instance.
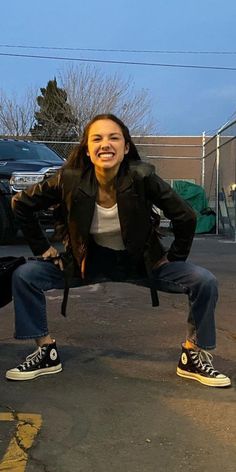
[177,345,231,387]
[6,341,62,381]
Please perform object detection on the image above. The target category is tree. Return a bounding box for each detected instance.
[59,65,156,137]
[0,89,36,136]
[0,67,156,140]
[31,78,78,141]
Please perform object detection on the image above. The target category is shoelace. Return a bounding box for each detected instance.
[190,349,220,376]
[19,346,46,370]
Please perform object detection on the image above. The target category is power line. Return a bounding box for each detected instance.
[1,43,236,55]
[1,51,236,71]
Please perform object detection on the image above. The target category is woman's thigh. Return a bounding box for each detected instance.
[151,261,216,294]
[12,260,66,292]
[12,261,107,292]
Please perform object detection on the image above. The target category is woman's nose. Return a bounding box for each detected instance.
[101,141,110,149]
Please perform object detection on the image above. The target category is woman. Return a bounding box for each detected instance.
[7,114,231,387]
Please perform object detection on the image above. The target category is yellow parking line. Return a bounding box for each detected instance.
[0,412,42,471]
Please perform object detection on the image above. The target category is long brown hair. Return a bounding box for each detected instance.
[65,114,141,170]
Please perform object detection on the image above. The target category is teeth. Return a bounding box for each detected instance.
[99,153,114,158]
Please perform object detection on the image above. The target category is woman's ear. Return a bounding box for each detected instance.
[124,143,130,155]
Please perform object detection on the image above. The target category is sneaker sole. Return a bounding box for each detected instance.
[176,367,231,387]
[6,364,63,381]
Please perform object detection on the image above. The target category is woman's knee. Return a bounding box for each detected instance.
[12,262,36,284]
[192,266,218,294]
[12,261,52,289]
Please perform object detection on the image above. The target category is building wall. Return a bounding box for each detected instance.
[133,135,203,185]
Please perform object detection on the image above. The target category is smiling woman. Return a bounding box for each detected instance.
[6,113,231,388]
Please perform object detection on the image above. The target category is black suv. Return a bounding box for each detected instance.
[0,139,64,243]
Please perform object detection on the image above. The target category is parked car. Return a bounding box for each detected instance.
[0,139,64,243]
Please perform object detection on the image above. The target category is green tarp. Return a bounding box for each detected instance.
[173,180,216,234]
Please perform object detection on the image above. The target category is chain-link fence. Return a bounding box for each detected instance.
[133,136,203,184]
[19,136,204,228]
[38,136,203,184]
[35,140,79,160]
[5,126,236,238]
[203,120,236,239]
[1,133,207,231]
[37,137,204,229]
[203,135,217,212]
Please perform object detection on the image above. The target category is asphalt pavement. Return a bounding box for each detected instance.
[0,235,235,472]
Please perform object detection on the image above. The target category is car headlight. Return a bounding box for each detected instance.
[10,173,45,191]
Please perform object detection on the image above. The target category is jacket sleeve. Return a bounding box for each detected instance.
[145,171,197,261]
[11,171,63,255]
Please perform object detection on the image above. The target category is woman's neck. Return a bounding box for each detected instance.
[95,168,117,207]
[95,167,117,190]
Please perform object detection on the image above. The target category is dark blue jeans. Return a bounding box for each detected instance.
[12,252,218,350]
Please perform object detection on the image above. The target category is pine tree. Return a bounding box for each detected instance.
[31,78,78,141]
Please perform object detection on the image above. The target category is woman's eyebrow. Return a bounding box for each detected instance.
[90,132,122,137]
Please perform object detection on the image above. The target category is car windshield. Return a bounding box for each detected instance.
[0,141,63,163]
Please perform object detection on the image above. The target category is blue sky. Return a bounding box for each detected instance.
[1,0,236,135]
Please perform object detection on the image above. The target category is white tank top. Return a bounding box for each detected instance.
[90,203,125,250]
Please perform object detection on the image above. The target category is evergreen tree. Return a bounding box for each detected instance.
[31,78,78,141]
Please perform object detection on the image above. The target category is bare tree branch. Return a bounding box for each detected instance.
[59,65,156,137]
[0,66,157,139]
[0,88,37,136]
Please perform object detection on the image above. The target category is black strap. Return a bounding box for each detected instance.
[144,259,159,308]
[61,283,69,317]
[150,287,159,307]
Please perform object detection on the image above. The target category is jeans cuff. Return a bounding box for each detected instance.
[196,343,216,350]
[14,331,49,340]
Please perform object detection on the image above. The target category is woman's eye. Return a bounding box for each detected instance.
[90,135,120,142]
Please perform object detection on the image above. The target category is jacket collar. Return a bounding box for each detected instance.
[117,163,134,193]
[73,167,98,198]
[73,163,134,197]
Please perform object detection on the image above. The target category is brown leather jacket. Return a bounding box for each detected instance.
[12,161,196,277]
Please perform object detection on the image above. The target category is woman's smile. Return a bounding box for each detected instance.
[98,151,115,160]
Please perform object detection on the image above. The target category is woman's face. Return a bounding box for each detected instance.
[86,119,129,172]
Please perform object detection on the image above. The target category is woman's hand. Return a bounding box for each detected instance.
[42,246,64,271]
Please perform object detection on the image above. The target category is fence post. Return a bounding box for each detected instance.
[201,131,205,187]
[234,154,236,242]
[216,133,220,235]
